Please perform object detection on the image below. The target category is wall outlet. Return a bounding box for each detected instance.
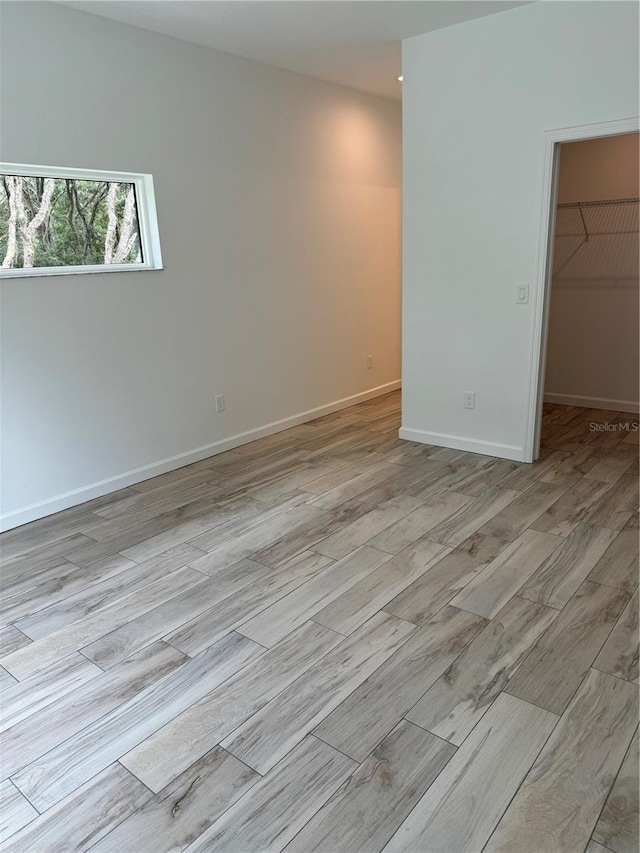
[215,394,226,413]
[367,354,373,370]
[464,392,475,410]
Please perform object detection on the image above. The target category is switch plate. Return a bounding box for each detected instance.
[464,392,475,410]
[215,394,226,413]
[516,284,529,304]
[367,354,373,370]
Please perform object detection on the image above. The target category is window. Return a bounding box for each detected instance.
[0,164,162,277]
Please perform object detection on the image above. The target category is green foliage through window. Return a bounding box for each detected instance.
[0,175,143,269]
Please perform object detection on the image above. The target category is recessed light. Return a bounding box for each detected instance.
[397,75,403,82]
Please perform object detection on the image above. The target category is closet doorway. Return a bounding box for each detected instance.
[529,123,640,460]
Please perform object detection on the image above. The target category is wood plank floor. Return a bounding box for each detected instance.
[1,392,638,852]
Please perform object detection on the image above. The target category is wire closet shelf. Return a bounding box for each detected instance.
[553,196,639,281]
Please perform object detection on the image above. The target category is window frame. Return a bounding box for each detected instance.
[0,162,163,278]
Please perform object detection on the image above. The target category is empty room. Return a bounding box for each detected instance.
[0,2,638,852]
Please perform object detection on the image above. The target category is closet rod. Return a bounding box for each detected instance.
[557,196,639,209]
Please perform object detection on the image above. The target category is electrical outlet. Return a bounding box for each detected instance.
[367,354,373,370]
[215,394,226,413]
[464,392,475,410]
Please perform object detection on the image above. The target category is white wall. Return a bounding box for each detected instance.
[401,1,639,460]
[557,133,640,204]
[545,134,639,413]
[0,2,402,530]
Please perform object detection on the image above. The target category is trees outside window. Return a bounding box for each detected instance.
[0,165,162,277]
[1,176,142,269]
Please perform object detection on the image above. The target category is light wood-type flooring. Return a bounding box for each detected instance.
[0,392,638,852]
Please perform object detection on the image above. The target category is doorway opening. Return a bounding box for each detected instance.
[527,120,640,461]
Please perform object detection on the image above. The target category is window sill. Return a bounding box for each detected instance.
[0,264,164,279]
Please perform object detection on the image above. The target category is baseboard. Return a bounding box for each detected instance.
[1,380,401,532]
[544,392,639,415]
[398,427,524,462]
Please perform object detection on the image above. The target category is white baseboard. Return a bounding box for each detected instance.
[1,380,401,532]
[544,392,639,415]
[398,427,524,462]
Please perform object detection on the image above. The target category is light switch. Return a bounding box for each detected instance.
[516,285,529,304]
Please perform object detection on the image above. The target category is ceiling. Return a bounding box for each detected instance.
[61,1,530,101]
